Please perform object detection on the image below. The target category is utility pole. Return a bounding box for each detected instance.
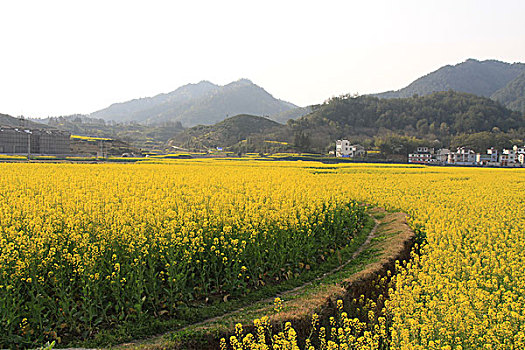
[27,131,31,161]
[24,115,31,161]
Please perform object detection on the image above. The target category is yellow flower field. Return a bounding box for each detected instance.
[0,160,365,347]
[0,160,523,348]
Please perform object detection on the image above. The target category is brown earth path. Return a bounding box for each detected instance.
[62,207,414,350]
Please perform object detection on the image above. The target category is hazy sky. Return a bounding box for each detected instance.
[1,0,524,118]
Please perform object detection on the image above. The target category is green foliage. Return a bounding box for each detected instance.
[491,72,525,113]
[46,115,184,150]
[293,131,311,152]
[450,131,521,152]
[169,114,283,153]
[168,91,524,156]
[303,91,522,134]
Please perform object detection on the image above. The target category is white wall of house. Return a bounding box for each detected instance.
[336,140,365,157]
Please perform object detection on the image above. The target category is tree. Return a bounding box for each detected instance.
[439,122,450,135]
[293,131,311,152]
[416,119,429,135]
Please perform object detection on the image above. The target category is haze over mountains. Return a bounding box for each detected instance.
[374,59,525,113]
[89,79,300,127]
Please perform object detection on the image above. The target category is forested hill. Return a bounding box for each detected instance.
[491,72,525,114]
[374,59,525,104]
[293,91,523,135]
[168,91,524,155]
[274,91,524,154]
[168,114,281,151]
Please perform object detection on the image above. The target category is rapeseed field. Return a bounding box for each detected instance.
[224,161,525,350]
[0,160,523,349]
[0,160,364,347]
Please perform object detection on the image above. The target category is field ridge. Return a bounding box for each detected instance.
[115,207,414,350]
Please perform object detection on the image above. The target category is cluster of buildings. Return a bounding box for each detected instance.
[408,146,525,167]
[0,126,71,155]
[336,139,524,168]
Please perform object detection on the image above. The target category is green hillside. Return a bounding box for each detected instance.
[301,91,522,134]
[491,72,525,113]
[187,91,525,155]
[282,91,524,153]
[42,115,185,150]
[167,114,282,152]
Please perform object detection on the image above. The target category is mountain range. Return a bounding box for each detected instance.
[5,58,525,157]
[89,79,301,127]
[168,90,524,155]
[374,59,525,113]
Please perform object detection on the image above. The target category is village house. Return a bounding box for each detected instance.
[408,147,436,164]
[500,148,517,167]
[335,140,365,157]
[513,145,525,164]
[476,147,499,166]
[447,147,476,165]
[435,148,450,163]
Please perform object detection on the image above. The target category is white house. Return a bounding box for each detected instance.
[435,148,450,164]
[476,147,500,165]
[500,148,517,166]
[336,140,365,157]
[448,147,476,165]
[499,148,517,167]
[408,147,436,164]
[514,145,525,164]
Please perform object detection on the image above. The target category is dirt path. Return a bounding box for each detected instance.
[66,207,415,350]
[112,210,385,350]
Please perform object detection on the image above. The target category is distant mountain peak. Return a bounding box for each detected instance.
[173,80,218,92]
[89,79,297,127]
[235,78,254,84]
[190,80,217,87]
[373,58,525,105]
[226,78,256,88]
